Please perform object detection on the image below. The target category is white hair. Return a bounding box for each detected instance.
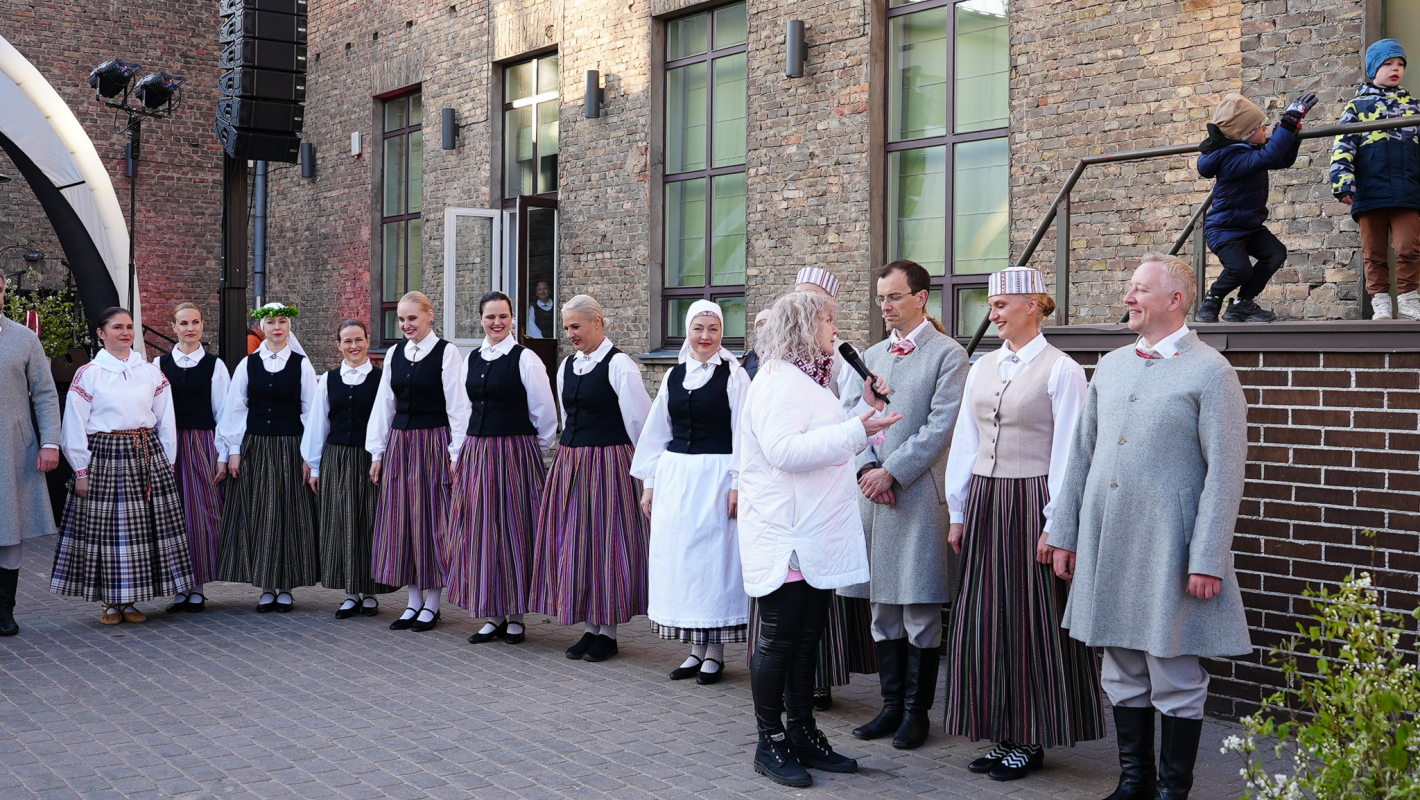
[759,291,836,366]
[562,294,604,323]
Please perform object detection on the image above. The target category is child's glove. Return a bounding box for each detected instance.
[1284,92,1318,121]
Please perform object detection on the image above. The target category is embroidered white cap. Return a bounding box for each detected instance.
[794,267,841,297]
[988,267,1047,297]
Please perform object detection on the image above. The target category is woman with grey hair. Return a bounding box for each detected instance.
[738,290,901,788]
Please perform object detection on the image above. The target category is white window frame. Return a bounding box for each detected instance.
[442,207,504,352]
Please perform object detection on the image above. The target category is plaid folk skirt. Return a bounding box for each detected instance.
[50,429,195,604]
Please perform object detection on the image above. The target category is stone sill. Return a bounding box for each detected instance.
[637,348,746,366]
[980,321,1420,353]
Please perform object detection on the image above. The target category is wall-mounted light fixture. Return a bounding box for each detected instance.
[785,20,805,78]
[442,108,460,150]
[350,131,362,156]
[584,70,604,119]
[300,142,316,178]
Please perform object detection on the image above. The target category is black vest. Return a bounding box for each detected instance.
[533,301,555,338]
[466,345,536,438]
[389,338,450,430]
[560,347,632,448]
[326,366,382,447]
[159,351,221,430]
[245,350,304,436]
[666,360,734,455]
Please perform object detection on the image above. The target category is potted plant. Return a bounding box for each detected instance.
[3,287,91,385]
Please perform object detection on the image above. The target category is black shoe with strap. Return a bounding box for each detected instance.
[1222,297,1276,323]
[754,731,812,787]
[335,599,360,620]
[1104,706,1157,800]
[852,637,906,740]
[359,597,379,617]
[468,619,508,644]
[787,723,858,773]
[968,741,1016,774]
[410,609,440,632]
[695,658,724,685]
[185,594,206,613]
[504,621,525,644]
[389,606,419,630]
[565,632,598,659]
[669,655,703,680]
[165,594,189,614]
[989,743,1043,781]
[1156,715,1203,800]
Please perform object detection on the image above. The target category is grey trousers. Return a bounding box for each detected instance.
[0,543,21,571]
[870,602,942,649]
[1100,647,1209,720]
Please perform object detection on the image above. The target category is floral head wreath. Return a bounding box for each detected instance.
[251,303,300,321]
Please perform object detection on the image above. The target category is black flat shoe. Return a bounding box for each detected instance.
[274,600,294,613]
[813,686,833,712]
[185,596,205,613]
[669,656,703,680]
[335,601,360,620]
[504,623,525,644]
[565,632,597,659]
[389,607,419,630]
[989,745,1043,781]
[695,658,724,685]
[165,597,189,614]
[582,634,618,662]
[359,597,380,617]
[968,742,1014,774]
[410,610,440,632]
[468,619,507,644]
[256,599,276,614]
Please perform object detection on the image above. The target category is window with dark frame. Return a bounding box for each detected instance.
[503,53,560,202]
[661,1,748,349]
[379,90,423,343]
[885,0,1009,338]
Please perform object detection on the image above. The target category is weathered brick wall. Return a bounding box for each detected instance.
[1011,0,1371,323]
[0,0,224,335]
[1069,345,1420,718]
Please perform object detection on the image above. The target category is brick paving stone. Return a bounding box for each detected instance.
[0,536,1261,799]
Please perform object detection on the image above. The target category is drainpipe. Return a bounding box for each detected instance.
[253,160,267,308]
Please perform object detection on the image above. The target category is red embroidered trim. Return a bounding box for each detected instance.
[69,382,93,402]
[154,378,170,396]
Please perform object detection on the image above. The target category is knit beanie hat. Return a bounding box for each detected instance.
[1211,93,1267,141]
[1366,38,1407,80]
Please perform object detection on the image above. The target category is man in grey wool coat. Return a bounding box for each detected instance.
[841,260,968,750]
[0,271,63,637]
[1049,253,1251,800]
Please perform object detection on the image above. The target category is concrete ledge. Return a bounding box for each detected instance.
[1016,321,1420,352]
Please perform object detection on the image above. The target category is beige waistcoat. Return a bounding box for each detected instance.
[971,344,1066,479]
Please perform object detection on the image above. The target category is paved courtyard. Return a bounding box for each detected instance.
[2,536,1251,799]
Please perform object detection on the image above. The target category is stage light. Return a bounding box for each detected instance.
[88,59,142,99]
[23,251,42,262]
[134,72,185,109]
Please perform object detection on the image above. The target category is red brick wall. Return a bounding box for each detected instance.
[1071,347,1420,718]
[0,1,224,337]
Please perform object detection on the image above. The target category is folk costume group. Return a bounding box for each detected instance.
[3,251,1250,799]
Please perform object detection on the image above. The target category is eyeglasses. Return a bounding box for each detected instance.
[874,292,924,305]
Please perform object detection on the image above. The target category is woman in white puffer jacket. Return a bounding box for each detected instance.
[737,289,900,788]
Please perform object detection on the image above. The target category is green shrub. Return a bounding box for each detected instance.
[4,289,89,359]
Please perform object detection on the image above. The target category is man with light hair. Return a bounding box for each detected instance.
[1048,252,1250,800]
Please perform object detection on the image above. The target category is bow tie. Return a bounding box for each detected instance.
[888,338,915,357]
[1135,347,1164,360]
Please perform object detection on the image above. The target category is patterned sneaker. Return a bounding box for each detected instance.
[968,741,1016,773]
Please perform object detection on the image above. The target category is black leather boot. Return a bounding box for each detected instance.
[893,644,940,749]
[852,638,907,740]
[1104,706,1156,800]
[0,568,18,636]
[788,722,858,773]
[754,731,811,787]
[1156,715,1203,800]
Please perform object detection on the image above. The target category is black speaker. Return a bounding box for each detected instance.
[217,97,305,133]
[219,0,308,15]
[219,38,307,73]
[218,68,307,102]
[219,10,308,44]
[215,120,300,162]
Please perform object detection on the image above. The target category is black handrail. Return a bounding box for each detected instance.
[965,114,1420,356]
[143,323,175,355]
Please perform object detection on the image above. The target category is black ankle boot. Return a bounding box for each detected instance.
[788,723,858,773]
[1103,706,1156,800]
[0,568,18,637]
[754,731,812,787]
[852,638,907,740]
[893,644,940,749]
[1156,715,1203,800]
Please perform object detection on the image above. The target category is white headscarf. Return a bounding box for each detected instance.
[255,301,307,357]
[677,299,740,370]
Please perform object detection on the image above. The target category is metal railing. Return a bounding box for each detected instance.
[143,323,176,356]
[965,115,1420,356]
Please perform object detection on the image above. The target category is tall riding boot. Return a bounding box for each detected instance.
[1103,706,1156,800]
[1155,715,1203,800]
[851,638,907,740]
[893,644,940,749]
[0,568,19,636]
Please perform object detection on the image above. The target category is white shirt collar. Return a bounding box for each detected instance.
[341,360,373,377]
[999,332,1049,365]
[534,299,554,310]
[686,351,724,370]
[172,344,207,366]
[404,330,440,356]
[1138,324,1190,359]
[258,341,294,363]
[889,318,932,345]
[480,335,518,357]
[576,337,615,363]
[93,348,142,373]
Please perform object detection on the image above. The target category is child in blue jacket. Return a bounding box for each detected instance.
[1195,92,1316,323]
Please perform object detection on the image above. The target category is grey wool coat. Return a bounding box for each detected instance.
[0,317,61,546]
[1048,331,1251,659]
[840,324,969,604]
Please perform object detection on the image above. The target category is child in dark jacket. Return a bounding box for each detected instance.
[1195,92,1315,323]
[1330,39,1420,321]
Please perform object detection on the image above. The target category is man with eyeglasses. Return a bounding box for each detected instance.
[840,259,969,750]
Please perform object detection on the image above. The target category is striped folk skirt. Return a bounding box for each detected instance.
[943,474,1107,748]
[746,593,877,687]
[528,443,649,626]
[50,429,194,604]
[443,434,545,617]
[318,443,396,595]
[216,434,321,590]
[371,427,451,591]
[173,428,223,586]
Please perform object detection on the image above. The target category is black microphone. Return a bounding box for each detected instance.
[838,342,890,405]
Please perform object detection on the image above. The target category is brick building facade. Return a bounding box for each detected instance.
[0,0,225,333]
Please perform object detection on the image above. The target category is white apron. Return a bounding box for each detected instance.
[647,450,748,629]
